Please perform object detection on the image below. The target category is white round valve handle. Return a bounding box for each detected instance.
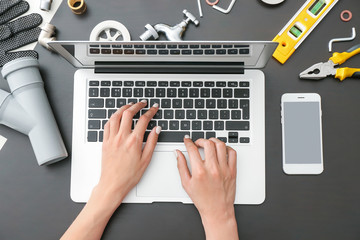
[89,20,131,41]
[261,0,285,4]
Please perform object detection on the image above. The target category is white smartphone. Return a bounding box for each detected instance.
[281,93,324,175]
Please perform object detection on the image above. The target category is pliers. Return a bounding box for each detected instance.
[300,44,360,81]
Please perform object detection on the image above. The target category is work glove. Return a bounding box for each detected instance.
[0,0,42,67]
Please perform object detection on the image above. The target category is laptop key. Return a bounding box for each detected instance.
[145,88,154,97]
[117,99,127,108]
[214,121,224,130]
[173,99,182,108]
[89,109,106,119]
[158,120,168,130]
[206,99,216,108]
[212,89,221,98]
[192,132,204,141]
[158,131,190,142]
[111,88,121,97]
[89,81,99,86]
[217,99,227,109]
[123,88,132,97]
[106,99,116,108]
[164,110,174,119]
[220,110,230,119]
[240,137,250,143]
[201,88,211,98]
[87,131,98,142]
[134,88,143,97]
[198,110,207,119]
[178,88,188,97]
[195,99,205,108]
[181,121,191,130]
[156,88,166,97]
[89,88,99,97]
[209,110,219,119]
[167,88,177,97]
[231,110,242,119]
[226,121,249,130]
[100,88,110,97]
[161,99,171,108]
[229,99,238,109]
[206,132,216,139]
[88,120,100,129]
[124,81,134,86]
[175,110,185,119]
[192,121,202,130]
[235,89,249,98]
[89,99,104,108]
[203,121,213,130]
[186,110,196,119]
[184,99,193,108]
[189,88,199,98]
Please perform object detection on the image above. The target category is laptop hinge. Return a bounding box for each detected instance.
[94,61,245,74]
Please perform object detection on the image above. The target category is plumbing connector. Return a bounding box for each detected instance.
[140,9,199,41]
[139,24,159,41]
[0,57,68,166]
[40,0,53,11]
[38,23,56,51]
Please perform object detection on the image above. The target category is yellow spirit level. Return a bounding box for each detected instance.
[272,0,338,64]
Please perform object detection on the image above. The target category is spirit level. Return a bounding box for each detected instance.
[272,0,339,64]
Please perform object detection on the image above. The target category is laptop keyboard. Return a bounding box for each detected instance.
[89,44,250,56]
[87,80,250,144]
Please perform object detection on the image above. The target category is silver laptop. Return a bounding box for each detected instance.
[49,41,277,204]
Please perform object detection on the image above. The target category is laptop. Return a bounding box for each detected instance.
[49,41,277,204]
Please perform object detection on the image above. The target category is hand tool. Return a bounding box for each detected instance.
[299,44,360,81]
[328,27,356,52]
[272,0,339,64]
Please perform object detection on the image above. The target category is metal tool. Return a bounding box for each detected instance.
[213,0,237,14]
[300,44,360,81]
[197,0,203,17]
[328,27,356,52]
[140,9,199,41]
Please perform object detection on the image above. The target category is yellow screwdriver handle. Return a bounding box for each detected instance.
[335,67,360,81]
[330,45,360,65]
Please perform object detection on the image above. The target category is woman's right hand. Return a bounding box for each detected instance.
[175,136,239,240]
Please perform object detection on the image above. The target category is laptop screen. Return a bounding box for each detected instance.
[49,41,277,70]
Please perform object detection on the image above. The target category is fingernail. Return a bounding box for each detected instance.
[153,103,159,108]
[184,135,190,139]
[173,150,178,159]
[128,102,134,105]
[141,99,147,104]
[155,126,162,134]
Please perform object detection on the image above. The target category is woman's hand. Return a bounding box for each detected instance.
[97,100,161,204]
[175,136,239,240]
[61,100,160,240]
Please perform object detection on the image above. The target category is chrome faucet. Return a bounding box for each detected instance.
[140,10,199,41]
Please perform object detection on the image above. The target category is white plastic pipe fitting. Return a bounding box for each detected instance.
[38,23,56,51]
[0,57,68,166]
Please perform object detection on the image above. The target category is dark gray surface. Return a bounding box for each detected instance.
[1,0,360,239]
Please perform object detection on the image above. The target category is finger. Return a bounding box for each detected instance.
[175,149,191,189]
[119,100,147,135]
[194,138,219,168]
[183,136,203,169]
[108,104,132,138]
[209,138,228,169]
[227,146,237,177]
[103,118,110,142]
[141,126,161,165]
[133,103,159,137]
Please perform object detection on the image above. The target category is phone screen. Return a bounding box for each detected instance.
[283,102,322,164]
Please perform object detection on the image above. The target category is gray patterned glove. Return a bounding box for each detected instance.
[0,0,43,67]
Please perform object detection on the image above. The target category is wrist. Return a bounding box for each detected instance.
[90,183,126,211]
[200,207,238,240]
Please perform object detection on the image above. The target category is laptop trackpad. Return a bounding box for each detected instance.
[136,151,191,198]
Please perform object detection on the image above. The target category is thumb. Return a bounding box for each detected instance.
[174,150,191,189]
